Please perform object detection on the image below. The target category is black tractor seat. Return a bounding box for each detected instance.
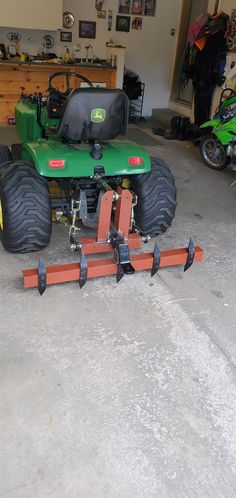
[48,88,129,142]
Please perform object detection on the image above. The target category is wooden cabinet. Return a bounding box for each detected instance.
[0,0,63,30]
[0,62,117,124]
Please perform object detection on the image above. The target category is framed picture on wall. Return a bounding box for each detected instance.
[60,31,72,42]
[144,0,156,16]
[132,17,143,30]
[116,15,131,32]
[131,0,143,15]
[118,0,131,14]
[79,21,96,39]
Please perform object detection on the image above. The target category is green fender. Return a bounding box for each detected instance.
[200,118,220,129]
[200,116,236,146]
[22,139,152,178]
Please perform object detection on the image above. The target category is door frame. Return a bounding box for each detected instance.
[170,0,221,105]
[170,0,193,104]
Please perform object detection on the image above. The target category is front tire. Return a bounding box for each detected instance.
[200,134,228,170]
[0,161,52,253]
[131,157,177,237]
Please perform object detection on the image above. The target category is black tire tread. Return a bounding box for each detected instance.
[0,161,51,253]
[11,143,23,161]
[132,157,177,236]
[0,145,11,166]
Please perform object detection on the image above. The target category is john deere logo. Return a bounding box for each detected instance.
[91,108,106,123]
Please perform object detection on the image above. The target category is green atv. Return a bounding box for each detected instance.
[0,71,176,253]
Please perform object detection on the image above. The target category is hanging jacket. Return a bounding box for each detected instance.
[187,14,209,46]
[181,11,229,87]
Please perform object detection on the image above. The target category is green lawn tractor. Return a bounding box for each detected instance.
[200,89,236,171]
[0,71,203,292]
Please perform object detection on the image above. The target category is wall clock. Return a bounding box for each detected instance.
[7,32,21,42]
[42,35,54,50]
[63,12,75,29]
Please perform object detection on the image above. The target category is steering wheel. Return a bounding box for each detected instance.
[48,71,93,98]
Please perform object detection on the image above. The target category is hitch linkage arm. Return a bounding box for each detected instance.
[110,231,135,283]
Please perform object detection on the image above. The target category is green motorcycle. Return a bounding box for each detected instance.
[200,89,236,171]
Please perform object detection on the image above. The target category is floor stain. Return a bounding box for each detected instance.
[211,290,223,298]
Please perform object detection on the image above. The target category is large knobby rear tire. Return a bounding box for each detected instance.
[11,143,23,161]
[0,145,11,165]
[0,161,52,253]
[131,157,177,237]
[200,134,228,170]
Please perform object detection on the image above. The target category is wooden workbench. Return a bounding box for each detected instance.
[0,62,117,124]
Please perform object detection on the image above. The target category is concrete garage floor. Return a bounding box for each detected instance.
[0,125,236,498]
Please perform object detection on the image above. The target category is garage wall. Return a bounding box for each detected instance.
[0,1,234,116]
[63,0,183,116]
[0,0,182,116]
[211,0,236,113]
[0,0,63,30]
[218,0,236,13]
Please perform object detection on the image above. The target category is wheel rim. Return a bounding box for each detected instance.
[202,138,226,168]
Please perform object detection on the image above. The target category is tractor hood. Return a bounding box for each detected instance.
[22,140,151,178]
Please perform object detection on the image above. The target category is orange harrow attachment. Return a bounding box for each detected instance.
[23,188,204,294]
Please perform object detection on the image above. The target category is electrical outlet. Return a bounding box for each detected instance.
[171,29,176,36]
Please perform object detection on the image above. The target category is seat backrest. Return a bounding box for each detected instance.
[57,88,129,142]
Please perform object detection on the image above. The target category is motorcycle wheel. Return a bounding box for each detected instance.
[200,134,228,170]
